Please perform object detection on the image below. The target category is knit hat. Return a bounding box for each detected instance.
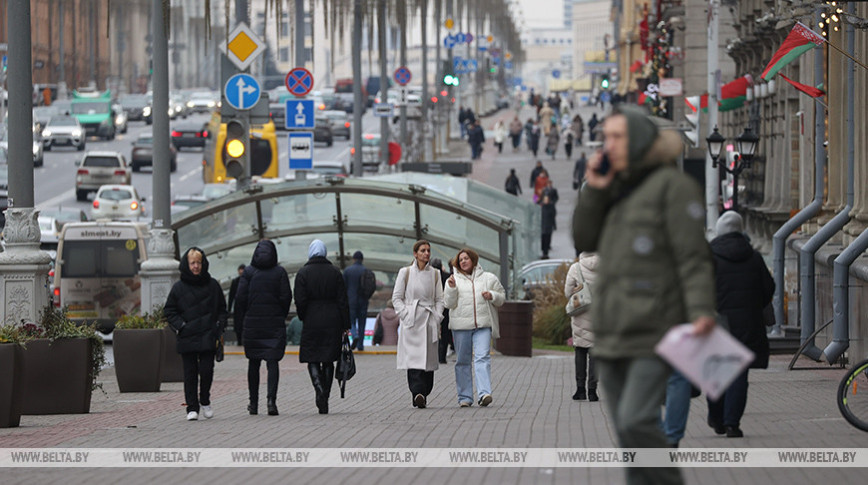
[353,250,364,261]
[716,211,744,236]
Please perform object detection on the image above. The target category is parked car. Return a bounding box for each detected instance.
[130,132,178,172]
[171,120,209,150]
[518,258,574,300]
[322,110,351,140]
[42,116,86,151]
[75,151,132,201]
[91,184,145,221]
[314,116,334,146]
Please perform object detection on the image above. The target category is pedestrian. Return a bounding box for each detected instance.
[227,264,246,344]
[563,128,574,160]
[565,252,599,401]
[164,247,227,421]
[392,239,445,409]
[505,168,522,196]
[236,239,292,416]
[294,239,351,414]
[493,120,507,154]
[539,102,554,136]
[573,152,588,190]
[587,113,599,142]
[343,250,371,351]
[573,105,716,482]
[541,194,556,259]
[572,114,584,146]
[373,301,400,346]
[431,258,454,365]
[707,211,774,438]
[468,120,486,160]
[509,116,523,152]
[542,179,559,207]
[444,248,506,407]
[528,119,541,157]
[534,168,550,204]
[530,161,544,190]
[545,128,560,160]
[458,106,469,139]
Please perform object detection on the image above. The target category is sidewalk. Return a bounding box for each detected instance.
[0,350,864,483]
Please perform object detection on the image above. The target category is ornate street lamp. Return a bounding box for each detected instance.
[706,126,726,168]
[735,126,760,168]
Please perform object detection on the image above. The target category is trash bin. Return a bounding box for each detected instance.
[495,300,534,357]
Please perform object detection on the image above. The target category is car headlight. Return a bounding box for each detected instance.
[72,129,82,137]
[207,101,216,108]
[115,115,124,125]
[186,101,194,108]
[42,130,51,137]
[143,106,152,116]
[32,143,39,155]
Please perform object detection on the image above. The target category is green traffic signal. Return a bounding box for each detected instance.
[443,74,459,86]
[601,76,609,89]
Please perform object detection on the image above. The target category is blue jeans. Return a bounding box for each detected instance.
[661,370,692,446]
[349,302,368,350]
[452,327,492,404]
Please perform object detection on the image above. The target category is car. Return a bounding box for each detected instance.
[38,207,88,228]
[118,94,153,124]
[91,184,145,221]
[186,91,219,113]
[202,183,234,200]
[350,133,382,171]
[33,105,62,131]
[171,194,208,215]
[171,120,209,149]
[112,103,129,134]
[169,93,189,119]
[130,132,178,172]
[75,151,132,201]
[1,123,45,167]
[269,102,286,130]
[322,110,351,139]
[518,258,574,300]
[314,116,334,146]
[41,116,86,151]
[310,160,348,178]
[38,215,63,247]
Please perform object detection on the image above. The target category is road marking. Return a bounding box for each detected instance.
[179,168,198,182]
[37,189,75,210]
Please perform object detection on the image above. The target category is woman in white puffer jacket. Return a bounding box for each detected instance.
[565,252,599,402]
[443,248,506,407]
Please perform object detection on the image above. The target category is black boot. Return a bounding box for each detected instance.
[320,363,334,415]
[248,400,258,415]
[588,389,599,402]
[308,363,325,414]
[572,388,586,401]
[267,398,279,416]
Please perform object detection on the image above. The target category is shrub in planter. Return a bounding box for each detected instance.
[0,326,28,427]
[531,262,573,345]
[113,309,166,392]
[19,307,106,415]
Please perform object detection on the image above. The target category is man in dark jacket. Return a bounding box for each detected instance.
[468,120,485,160]
[236,240,292,416]
[343,250,369,351]
[227,264,245,344]
[707,211,774,438]
[573,106,716,484]
[164,247,228,421]
[505,169,522,195]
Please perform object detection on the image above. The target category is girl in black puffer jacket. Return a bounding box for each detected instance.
[164,247,227,421]
[236,239,292,416]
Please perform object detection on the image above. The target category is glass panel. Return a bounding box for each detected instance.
[204,243,259,288]
[176,203,258,251]
[341,193,415,233]
[261,193,337,234]
[419,204,499,253]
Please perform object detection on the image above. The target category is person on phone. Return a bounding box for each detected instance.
[443,248,506,407]
[572,105,716,484]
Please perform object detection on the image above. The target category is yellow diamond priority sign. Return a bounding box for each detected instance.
[220,22,266,71]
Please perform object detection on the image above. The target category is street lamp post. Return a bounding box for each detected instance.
[706,126,759,213]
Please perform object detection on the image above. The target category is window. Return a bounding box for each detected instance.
[83,156,121,167]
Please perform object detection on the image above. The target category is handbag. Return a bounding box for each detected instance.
[565,265,592,316]
[335,333,356,398]
[215,334,225,362]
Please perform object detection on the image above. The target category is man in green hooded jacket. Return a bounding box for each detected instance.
[573,106,716,485]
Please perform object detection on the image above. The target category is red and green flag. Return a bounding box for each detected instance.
[685,95,708,113]
[761,22,825,81]
[719,76,752,112]
[778,73,825,98]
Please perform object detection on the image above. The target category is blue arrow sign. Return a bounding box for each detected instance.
[224,73,261,110]
[504,61,513,70]
[288,132,314,170]
[443,34,458,49]
[552,69,561,79]
[285,99,315,129]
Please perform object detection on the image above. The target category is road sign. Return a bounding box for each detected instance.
[443,35,458,49]
[455,32,466,44]
[224,73,261,110]
[219,22,266,71]
[397,88,409,106]
[285,99,315,129]
[394,66,412,86]
[288,132,314,170]
[454,58,478,74]
[552,69,561,79]
[373,103,394,117]
[285,67,314,97]
[466,33,474,43]
[388,142,402,165]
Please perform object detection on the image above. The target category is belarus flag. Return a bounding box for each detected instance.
[761,22,825,81]
[719,76,753,112]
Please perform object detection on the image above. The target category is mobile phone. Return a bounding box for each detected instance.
[595,153,611,175]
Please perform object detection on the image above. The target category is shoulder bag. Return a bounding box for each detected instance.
[565,266,592,316]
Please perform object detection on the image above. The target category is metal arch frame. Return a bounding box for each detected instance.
[171,178,517,292]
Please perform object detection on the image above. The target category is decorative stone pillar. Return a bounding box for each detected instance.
[139,228,179,313]
[0,209,52,326]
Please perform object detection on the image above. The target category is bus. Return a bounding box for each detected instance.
[70,90,116,140]
[202,112,280,183]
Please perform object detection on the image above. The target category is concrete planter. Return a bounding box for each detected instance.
[114,329,164,392]
[0,344,24,427]
[160,326,184,383]
[495,301,534,357]
[21,338,93,415]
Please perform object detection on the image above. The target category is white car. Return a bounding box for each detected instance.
[91,185,146,221]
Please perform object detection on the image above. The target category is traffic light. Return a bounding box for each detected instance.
[681,97,701,148]
[224,118,249,180]
[601,75,610,89]
[443,73,459,87]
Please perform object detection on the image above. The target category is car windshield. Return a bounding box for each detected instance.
[72,102,109,114]
[83,156,121,167]
[99,189,134,201]
[136,137,154,146]
[119,96,149,108]
[48,117,78,127]
[191,92,214,101]
[361,135,380,147]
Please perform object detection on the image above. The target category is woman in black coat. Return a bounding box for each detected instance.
[236,240,292,416]
[164,247,227,421]
[294,239,350,414]
[707,212,775,438]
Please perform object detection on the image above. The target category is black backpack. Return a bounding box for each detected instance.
[360,269,376,300]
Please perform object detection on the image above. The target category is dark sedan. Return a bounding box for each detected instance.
[171,121,209,149]
[270,103,286,130]
[131,133,177,172]
[314,116,334,146]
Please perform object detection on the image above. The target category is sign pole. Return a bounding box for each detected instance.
[295,0,307,181]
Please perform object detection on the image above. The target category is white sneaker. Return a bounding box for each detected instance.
[201,405,213,419]
[186,411,198,421]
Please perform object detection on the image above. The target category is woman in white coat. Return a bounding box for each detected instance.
[564,252,599,401]
[392,239,445,409]
[443,248,506,407]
